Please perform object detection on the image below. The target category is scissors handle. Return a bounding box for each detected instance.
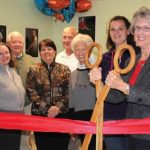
[81,43,136,150]
[114,44,136,74]
[85,42,102,69]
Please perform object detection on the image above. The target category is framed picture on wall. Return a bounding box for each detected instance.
[78,16,96,41]
[25,28,38,57]
[0,25,6,43]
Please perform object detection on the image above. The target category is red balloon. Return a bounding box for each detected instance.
[54,13,65,22]
[76,0,92,13]
[48,0,70,10]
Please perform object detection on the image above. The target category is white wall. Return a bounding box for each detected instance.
[0,0,54,61]
[51,0,150,52]
[1,0,150,55]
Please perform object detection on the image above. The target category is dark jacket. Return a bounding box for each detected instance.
[101,46,140,120]
[26,62,70,116]
[106,54,150,140]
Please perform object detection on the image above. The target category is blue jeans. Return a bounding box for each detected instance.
[104,135,127,150]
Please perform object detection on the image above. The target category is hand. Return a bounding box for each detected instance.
[47,106,60,118]
[89,67,102,84]
[105,71,128,92]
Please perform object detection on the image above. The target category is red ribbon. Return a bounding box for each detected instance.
[0,112,150,134]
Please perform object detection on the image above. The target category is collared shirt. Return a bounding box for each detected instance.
[78,64,86,70]
[56,51,79,72]
[56,50,96,72]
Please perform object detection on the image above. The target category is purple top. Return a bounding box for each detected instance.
[101,46,140,120]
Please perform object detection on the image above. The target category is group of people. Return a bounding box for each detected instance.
[1,6,150,150]
[90,6,150,150]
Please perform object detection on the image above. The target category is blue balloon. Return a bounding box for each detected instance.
[34,0,75,23]
[34,0,55,16]
[62,0,75,23]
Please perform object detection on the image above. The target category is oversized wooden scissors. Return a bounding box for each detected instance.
[85,42,103,98]
[81,43,136,150]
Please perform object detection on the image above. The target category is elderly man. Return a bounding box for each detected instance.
[56,26,96,73]
[7,31,36,150]
[56,26,79,72]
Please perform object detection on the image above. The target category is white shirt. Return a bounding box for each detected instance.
[56,51,79,72]
[56,50,96,72]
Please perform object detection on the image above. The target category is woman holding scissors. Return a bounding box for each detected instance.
[90,7,150,150]
[93,15,140,150]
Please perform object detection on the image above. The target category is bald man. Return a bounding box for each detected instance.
[56,26,79,72]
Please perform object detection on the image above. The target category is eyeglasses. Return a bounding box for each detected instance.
[134,26,150,32]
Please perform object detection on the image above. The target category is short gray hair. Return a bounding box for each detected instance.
[71,33,93,51]
[63,26,78,37]
[131,7,150,32]
[7,31,24,43]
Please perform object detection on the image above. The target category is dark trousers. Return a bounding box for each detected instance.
[104,135,127,150]
[128,136,150,150]
[34,132,69,150]
[71,110,96,150]
[33,113,70,150]
[0,129,21,150]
